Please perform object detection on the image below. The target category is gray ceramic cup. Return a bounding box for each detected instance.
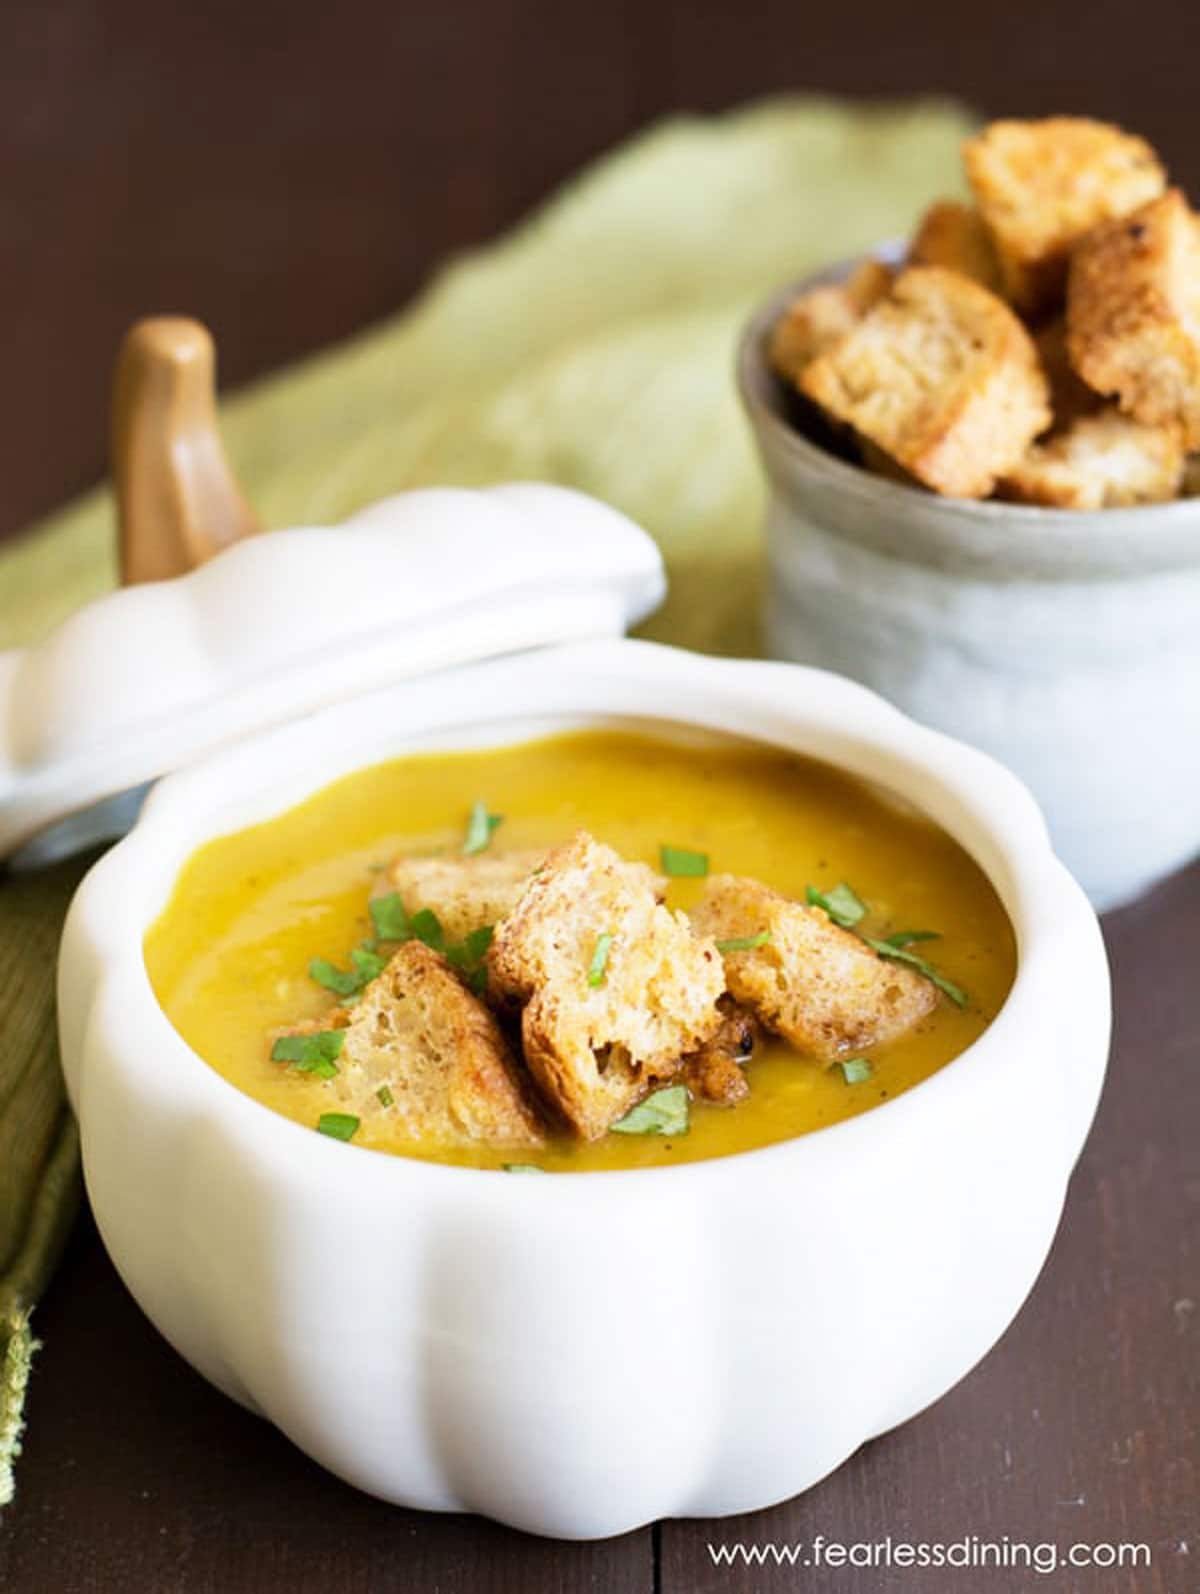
[737,255,1200,910]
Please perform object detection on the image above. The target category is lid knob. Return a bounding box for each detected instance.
[112,317,261,584]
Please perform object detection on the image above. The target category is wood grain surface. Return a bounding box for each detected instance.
[1,4,1197,1590]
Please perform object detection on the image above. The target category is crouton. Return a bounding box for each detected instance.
[681,998,759,1106]
[800,267,1051,497]
[689,876,937,1061]
[909,200,1002,293]
[488,832,724,1139]
[1067,189,1200,447]
[385,849,665,945]
[963,117,1166,316]
[1184,455,1200,496]
[768,259,894,387]
[1000,407,1184,508]
[386,849,546,944]
[292,941,545,1148]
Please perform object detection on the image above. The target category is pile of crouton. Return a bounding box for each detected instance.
[278,833,939,1151]
[769,116,1200,507]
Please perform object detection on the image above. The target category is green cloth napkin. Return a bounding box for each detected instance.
[0,94,971,1503]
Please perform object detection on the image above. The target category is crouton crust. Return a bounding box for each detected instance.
[999,408,1184,509]
[768,259,894,387]
[909,200,1002,293]
[489,832,724,1139]
[1067,189,1200,447]
[689,876,937,1061]
[315,941,545,1148]
[963,117,1166,316]
[681,999,759,1105]
[800,266,1051,497]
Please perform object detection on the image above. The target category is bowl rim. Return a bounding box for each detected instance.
[736,250,1200,561]
[60,636,1110,1194]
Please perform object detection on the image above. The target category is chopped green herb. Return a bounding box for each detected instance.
[308,942,386,998]
[462,924,495,961]
[839,1057,873,1084]
[370,891,409,941]
[407,907,446,951]
[376,1085,395,1108]
[806,881,867,929]
[715,931,771,954]
[611,1084,690,1137]
[502,1163,545,1174]
[879,929,941,949]
[864,937,967,1008]
[352,944,387,981]
[316,1112,360,1141]
[444,924,494,996]
[463,800,504,856]
[659,844,709,878]
[587,931,615,988]
[271,1030,345,1076]
[307,957,361,998]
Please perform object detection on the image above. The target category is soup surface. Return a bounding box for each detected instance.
[146,728,1016,1170]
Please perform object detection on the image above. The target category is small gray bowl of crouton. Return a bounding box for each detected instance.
[737,115,1200,911]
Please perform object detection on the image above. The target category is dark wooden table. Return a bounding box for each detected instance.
[2,4,1198,1590]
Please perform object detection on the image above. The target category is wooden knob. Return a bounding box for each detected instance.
[112,317,261,585]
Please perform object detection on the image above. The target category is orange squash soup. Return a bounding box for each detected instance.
[145,728,1016,1171]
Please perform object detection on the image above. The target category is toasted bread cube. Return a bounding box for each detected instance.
[768,259,894,387]
[384,850,545,943]
[681,999,759,1105]
[385,849,664,945]
[963,117,1166,316]
[690,876,937,1061]
[1000,408,1184,508]
[1183,455,1200,496]
[304,941,544,1148]
[800,267,1051,497]
[488,832,724,1139]
[1067,190,1200,447]
[909,200,1002,293]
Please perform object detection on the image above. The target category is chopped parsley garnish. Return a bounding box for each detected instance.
[587,931,615,988]
[839,1057,873,1085]
[308,957,361,998]
[659,844,709,878]
[611,1084,690,1136]
[463,800,504,856]
[444,924,494,995]
[805,881,867,929]
[864,936,967,1008]
[808,882,967,1006]
[316,1112,360,1141]
[271,1030,345,1079]
[370,891,409,941]
[502,1163,545,1173]
[715,931,771,954]
[308,942,387,998]
[376,1085,395,1108]
[407,908,445,951]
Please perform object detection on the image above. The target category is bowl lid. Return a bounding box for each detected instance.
[0,482,665,860]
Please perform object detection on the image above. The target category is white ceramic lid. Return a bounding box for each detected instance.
[0,483,665,858]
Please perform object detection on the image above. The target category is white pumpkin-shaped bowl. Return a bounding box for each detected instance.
[12,481,1110,1539]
